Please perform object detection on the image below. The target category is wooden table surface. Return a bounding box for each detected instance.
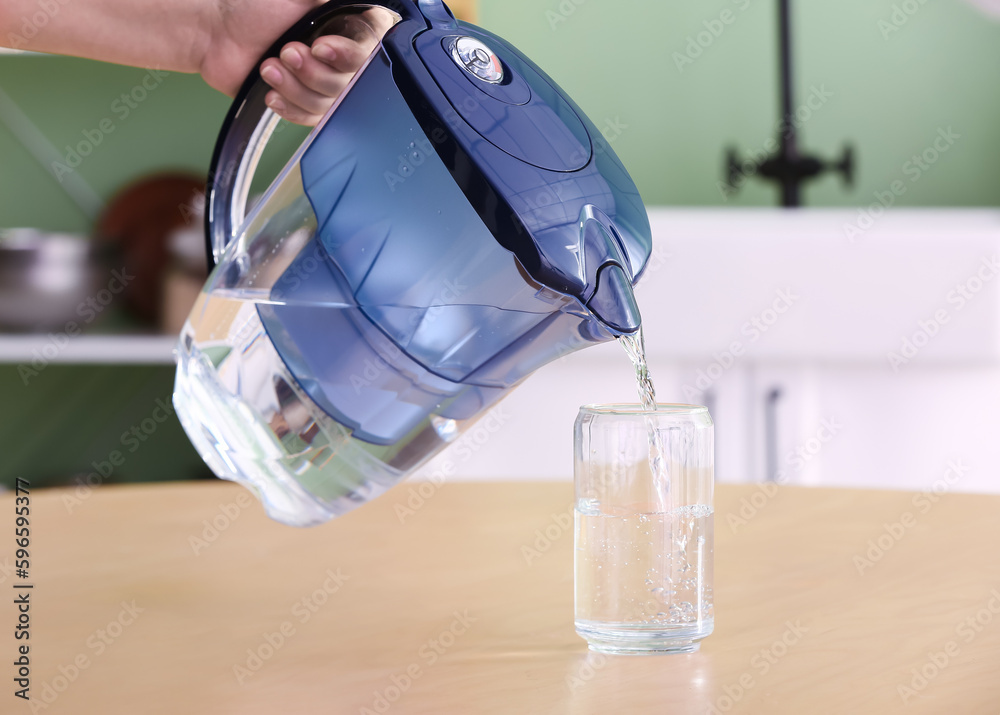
[3,480,1000,714]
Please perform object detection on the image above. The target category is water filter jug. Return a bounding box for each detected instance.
[173,0,653,526]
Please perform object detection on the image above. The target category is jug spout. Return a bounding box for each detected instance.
[586,262,642,335]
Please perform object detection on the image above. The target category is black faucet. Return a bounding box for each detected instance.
[724,0,854,207]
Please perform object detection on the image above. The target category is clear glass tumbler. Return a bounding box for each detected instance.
[574,404,714,654]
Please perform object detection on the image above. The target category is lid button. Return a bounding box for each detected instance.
[451,37,504,84]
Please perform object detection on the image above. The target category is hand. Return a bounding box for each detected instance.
[258,32,376,126]
[0,0,395,127]
[201,4,395,126]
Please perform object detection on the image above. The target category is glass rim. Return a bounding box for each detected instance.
[578,403,709,416]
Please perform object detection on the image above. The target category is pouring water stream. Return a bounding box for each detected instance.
[618,327,671,513]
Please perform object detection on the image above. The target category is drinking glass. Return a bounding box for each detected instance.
[574,403,714,654]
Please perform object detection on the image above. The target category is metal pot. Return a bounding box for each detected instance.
[0,228,107,332]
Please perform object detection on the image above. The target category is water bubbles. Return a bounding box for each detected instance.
[575,507,713,635]
[666,602,697,623]
[576,498,601,516]
[651,586,676,603]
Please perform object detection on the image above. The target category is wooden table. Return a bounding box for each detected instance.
[4,481,1000,714]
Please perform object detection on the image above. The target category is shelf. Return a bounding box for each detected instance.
[0,335,177,365]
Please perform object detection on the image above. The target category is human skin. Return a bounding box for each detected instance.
[0,0,393,125]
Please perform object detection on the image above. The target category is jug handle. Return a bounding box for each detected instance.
[204,0,456,267]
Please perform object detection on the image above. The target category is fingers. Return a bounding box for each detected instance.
[261,56,333,118]
[262,89,323,126]
[281,41,353,97]
[361,8,399,39]
[259,33,379,127]
[310,34,377,73]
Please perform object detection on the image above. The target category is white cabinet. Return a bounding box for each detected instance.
[415,209,1000,494]
[780,365,999,493]
[671,362,1000,493]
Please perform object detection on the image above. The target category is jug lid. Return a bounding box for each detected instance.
[381,9,652,331]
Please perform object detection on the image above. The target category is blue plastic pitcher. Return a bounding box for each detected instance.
[173,0,653,526]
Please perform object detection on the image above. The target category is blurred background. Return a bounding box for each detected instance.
[1,0,999,493]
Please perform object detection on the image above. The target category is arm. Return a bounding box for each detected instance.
[0,0,378,125]
[0,0,221,74]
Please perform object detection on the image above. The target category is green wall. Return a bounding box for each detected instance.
[481,0,1000,207]
[0,1,999,485]
[0,59,229,231]
[0,365,211,488]
[2,0,1000,230]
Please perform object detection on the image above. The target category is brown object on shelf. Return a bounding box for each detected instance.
[8,480,1000,714]
[161,193,209,334]
[93,173,205,326]
[161,265,206,335]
